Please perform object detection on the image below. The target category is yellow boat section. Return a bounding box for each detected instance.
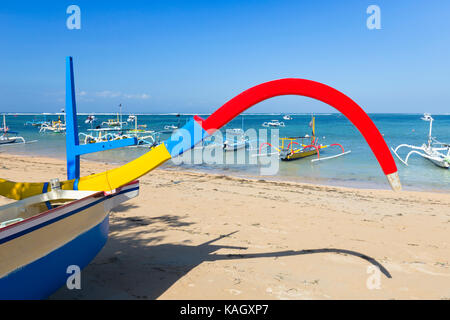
[0,143,171,200]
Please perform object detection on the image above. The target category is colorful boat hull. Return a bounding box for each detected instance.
[0,181,139,299]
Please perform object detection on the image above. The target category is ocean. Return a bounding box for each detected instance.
[1,113,449,192]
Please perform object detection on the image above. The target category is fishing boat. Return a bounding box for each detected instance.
[223,129,250,151]
[102,104,127,128]
[161,114,182,133]
[283,115,293,120]
[80,128,158,148]
[257,116,350,162]
[101,118,126,128]
[163,124,178,131]
[392,114,450,168]
[0,115,36,146]
[262,119,285,127]
[84,114,96,124]
[25,115,49,127]
[82,114,158,148]
[127,115,136,122]
[39,117,66,134]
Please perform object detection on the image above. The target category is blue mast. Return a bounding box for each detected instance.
[65,56,137,180]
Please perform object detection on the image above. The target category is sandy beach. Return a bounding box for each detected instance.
[0,153,449,299]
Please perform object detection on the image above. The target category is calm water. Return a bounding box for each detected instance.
[1,113,449,192]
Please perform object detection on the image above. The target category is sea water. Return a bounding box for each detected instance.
[1,113,449,192]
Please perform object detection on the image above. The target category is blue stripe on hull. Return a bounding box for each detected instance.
[0,215,109,300]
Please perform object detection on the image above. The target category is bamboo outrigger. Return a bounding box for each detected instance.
[258,116,351,162]
[392,113,450,169]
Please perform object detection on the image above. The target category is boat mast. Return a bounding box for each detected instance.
[119,103,123,129]
[428,117,433,148]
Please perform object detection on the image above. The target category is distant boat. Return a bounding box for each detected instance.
[223,128,249,151]
[39,117,66,134]
[283,115,293,120]
[1,114,35,145]
[162,114,181,133]
[84,115,96,124]
[262,120,285,127]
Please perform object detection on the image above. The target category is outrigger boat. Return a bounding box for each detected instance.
[0,59,402,299]
[262,119,285,127]
[392,114,450,169]
[223,129,250,151]
[0,115,36,146]
[81,115,158,148]
[162,114,182,133]
[39,117,66,134]
[258,116,350,162]
[80,128,158,148]
[25,115,49,127]
[84,114,96,124]
[102,104,127,128]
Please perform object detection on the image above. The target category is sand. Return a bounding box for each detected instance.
[0,153,449,299]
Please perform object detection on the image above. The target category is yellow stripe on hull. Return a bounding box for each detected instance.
[0,144,171,200]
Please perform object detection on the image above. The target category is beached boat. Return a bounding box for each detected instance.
[0,181,139,299]
[392,114,450,169]
[262,119,285,127]
[257,116,350,162]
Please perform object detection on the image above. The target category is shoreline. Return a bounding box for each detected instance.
[1,148,448,194]
[1,153,450,299]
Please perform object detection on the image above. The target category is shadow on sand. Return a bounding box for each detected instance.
[50,208,391,299]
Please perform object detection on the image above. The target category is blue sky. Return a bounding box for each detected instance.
[0,0,449,114]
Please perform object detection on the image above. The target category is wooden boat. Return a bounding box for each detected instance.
[0,181,138,299]
[0,115,36,146]
[392,114,450,169]
[258,116,350,162]
[39,117,66,134]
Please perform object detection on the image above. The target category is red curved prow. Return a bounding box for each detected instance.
[330,143,345,153]
[259,142,274,154]
[286,141,299,150]
[201,78,397,176]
